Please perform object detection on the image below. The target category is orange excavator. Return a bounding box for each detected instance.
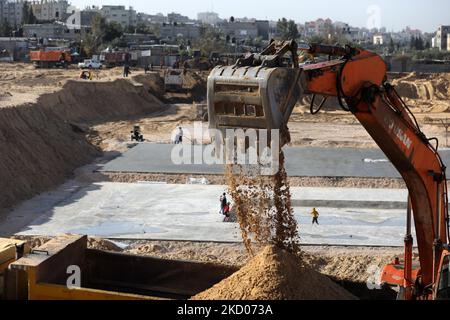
[207,40,450,300]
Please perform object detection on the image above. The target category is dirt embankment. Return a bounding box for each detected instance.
[132,70,208,104]
[0,79,164,212]
[391,72,450,113]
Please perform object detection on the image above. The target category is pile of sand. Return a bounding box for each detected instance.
[87,238,123,252]
[192,246,357,300]
[391,72,450,112]
[0,79,164,212]
[132,70,207,104]
[12,235,52,248]
[294,72,450,113]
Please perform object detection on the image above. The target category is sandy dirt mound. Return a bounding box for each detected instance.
[391,72,450,112]
[12,235,123,252]
[132,72,165,100]
[192,245,356,300]
[12,235,52,248]
[0,79,165,212]
[39,79,164,123]
[132,70,207,104]
[0,105,101,211]
[126,241,251,267]
[87,238,123,252]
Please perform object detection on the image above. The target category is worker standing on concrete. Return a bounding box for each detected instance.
[223,202,231,222]
[220,193,227,215]
[175,127,184,144]
[311,208,320,225]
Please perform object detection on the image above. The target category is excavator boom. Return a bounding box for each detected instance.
[207,40,450,299]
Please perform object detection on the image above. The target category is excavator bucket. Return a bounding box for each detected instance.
[207,65,302,145]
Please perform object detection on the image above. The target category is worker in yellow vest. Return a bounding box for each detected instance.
[311,208,320,225]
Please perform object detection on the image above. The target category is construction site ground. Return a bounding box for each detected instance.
[2,62,450,299]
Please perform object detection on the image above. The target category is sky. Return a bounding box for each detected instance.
[70,0,450,33]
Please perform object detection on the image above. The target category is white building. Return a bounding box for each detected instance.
[30,0,69,22]
[373,33,390,45]
[197,11,220,25]
[100,5,137,28]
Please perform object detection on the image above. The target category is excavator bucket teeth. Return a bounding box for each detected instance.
[207,65,302,144]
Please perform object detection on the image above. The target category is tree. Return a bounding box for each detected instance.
[308,34,326,44]
[81,14,124,56]
[104,21,123,42]
[22,2,37,25]
[193,24,227,57]
[389,38,395,54]
[0,20,13,37]
[410,36,416,50]
[277,18,299,41]
[135,23,159,36]
[415,36,424,51]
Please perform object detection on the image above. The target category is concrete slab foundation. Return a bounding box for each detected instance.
[1,182,413,246]
[99,143,450,178]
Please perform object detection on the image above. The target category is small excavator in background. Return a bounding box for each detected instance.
[207,40,450,300]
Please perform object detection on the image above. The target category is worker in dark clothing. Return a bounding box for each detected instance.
[220,193,227,215]
[123,65,130,77]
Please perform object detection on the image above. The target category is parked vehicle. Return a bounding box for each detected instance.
[78,59,102,69]
[164,69,184,91]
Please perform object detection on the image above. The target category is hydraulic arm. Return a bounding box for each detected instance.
[207,40,450,299]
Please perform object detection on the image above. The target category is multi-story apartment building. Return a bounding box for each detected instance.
[100,5,137,28]
[30,0,69,22]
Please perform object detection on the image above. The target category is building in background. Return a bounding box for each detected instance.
[66,7,98,30]
[0,0,24,27]
[197,11,220,25]
[100,5,137,28]
[160,23,200,41]
[137,12,166,25]
[255,20,269,40]
[167,12,191,24]
[373,33,390,45]
[30,0,69,22]
[434,25,450,51]
[217,21,258,42]
[23,22,67,38]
